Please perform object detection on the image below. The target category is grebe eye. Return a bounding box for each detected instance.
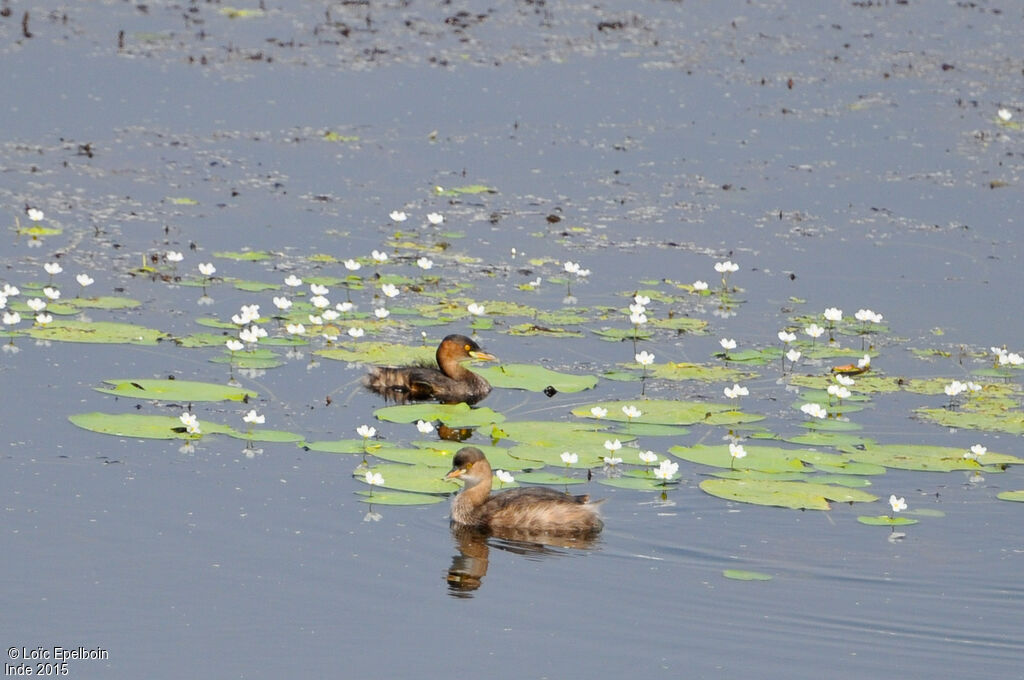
[464,344,472,351]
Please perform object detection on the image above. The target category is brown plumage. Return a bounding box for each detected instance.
[446,447,604,534]
[363,334,496,404]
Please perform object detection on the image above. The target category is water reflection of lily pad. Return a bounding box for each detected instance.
[95,379,257,402]
[355,490,445,505]
[25,321,169,345]
[69,412,236,439]
[474,363,597,393]
[374,403,504,427]
[839,443,1022,471]
[572,400,764,426]
[699,478,877,510]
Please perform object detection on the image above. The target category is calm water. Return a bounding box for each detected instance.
[2,1,1022,678]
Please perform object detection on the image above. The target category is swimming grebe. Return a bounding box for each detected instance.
[364,334,496,404]
[446,447,604,534]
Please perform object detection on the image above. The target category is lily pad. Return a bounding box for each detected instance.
[838,443,1022,472]
[699,478,877,510]
[213,250,275,261]
[24,321,169,345]
[95,379,257,402]
[64,296,142,310]
[996,490,1024,502]
[668,444,829,473]
[374,403,504,427]
[650,362,754,383]
[69,412,236,440]
[572,400,764,426]
[434,184,496,196]
[722,570,773,581]
[597,475,677,491]
[914,407,1024,436]
[355,490,445,505]
[304,440,397,455]
[474,363,597,393]
[317,342,436,365]
[490,421,627,453]
[856,515,919,526]
[354,463,460,494]
[511,471,587,485]
[409,442,540,471]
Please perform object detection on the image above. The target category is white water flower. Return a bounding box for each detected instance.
[389,210,408,222]
[356,424,376,439]
[416,257,434,270]
[633,294,651,306]
[365,471,385,486]
[692,280,708,291]
[243,410,265,424]
[381,283,400,299]
[777,330,796,344]
[836,374,856,387]
[27,208,45,221]
[495,469,515,484]
[76,273,94,288]
[719,338,737,351]
[786,348,802,363]
[286,323,306,335]
[26,298,46,312]
[415,420,435,434]
[374,307,390,319]
[590,406,608,419]
[467,302,486,316]
[426,212,444,225]
[198,262,216,276]
[272,296,292,311]
[635,350,655,366]
[629,310,648,325]
[723,383,749,399]
[42,287,60,300]
[343,259,361,271]
[888,494,907,513]
[800,403,828,419]
[44,262,63,275]
[225,339,244,352]
[639,450,658,464]
[729,442,747,460]
[654,459,679,481]
[348,327,365,338]
[621,405,643,419]
[166,251,184,263]
[824,307,843,322]
[714,260,739,274]
[560,452,578,465]
[371,250,388,264]
[804,323,824,339]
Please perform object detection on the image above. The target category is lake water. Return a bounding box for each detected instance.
[2,1,1022,678]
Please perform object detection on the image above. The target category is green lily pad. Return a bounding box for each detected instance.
[782,432,876,448]
[838,443,1022,472]
[354,463,460,494]
[232,280,281,292]
[374,403,504,427]
[174,333,237,348]
[24,321,169,345]
[490,421,627,453]
[612,423,690,437]
[511,471,587,485]
[856,515,919,526]
[505,324,585,337]
[572,400,764,426]
[597,475,677,491]
[650,362,754,383]
[647,317,709,333]
[668,444,826,473]
[69,412,236,440]
[699,478,877,510]
[355,490,445,505]
[213,250,275,261]
[317,342,436,365]
[304,440,397,455]
[95,379,257,402]
[914,407,1024,436]
[226,429,304,443]
[473,363,597,393]
[409,442,541,471]
[434,184,496,196]
[591,327,653,342]
[64,296,142,310]
[996,490,1024,502]
[722,570,773,581]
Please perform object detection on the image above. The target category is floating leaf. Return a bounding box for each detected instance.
[505,323,584,337]
[612,423,690,437]
[511,471,587,485]
[597,476,676,491]
[354,463,460,494]
[317,342,435,366]
[699,478,877,510]
[591,327,653,342]
[647,317,709,333]
[722,570,773,581]
[64,296,142,310]
[69,412,236,439]
[650,362,754,383]
[434,184,496,196]
[857,515,919,526]
[914,407,1024,436]
[324,131,359,142]
[95,379,257,402]
[374,403,504,427]
[996,491,1024,502]
[573,400,764,426]
[355,490,445,505]
[474,363,597,393]
[668,444,833,472]
[409,442,540,471]
[783,432,875,448]
[24,321,169,345]
[491,421,626,453]
[305,439,397,454]
[839,443,1022,472]
[213,250,275,261]
[226,429,304,443]
[233,280,280,292]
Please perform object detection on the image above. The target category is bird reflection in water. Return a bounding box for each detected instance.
[446,524,601,596]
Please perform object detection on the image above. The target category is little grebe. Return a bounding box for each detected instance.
[446,447,604,534]
[364,334,497,404]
